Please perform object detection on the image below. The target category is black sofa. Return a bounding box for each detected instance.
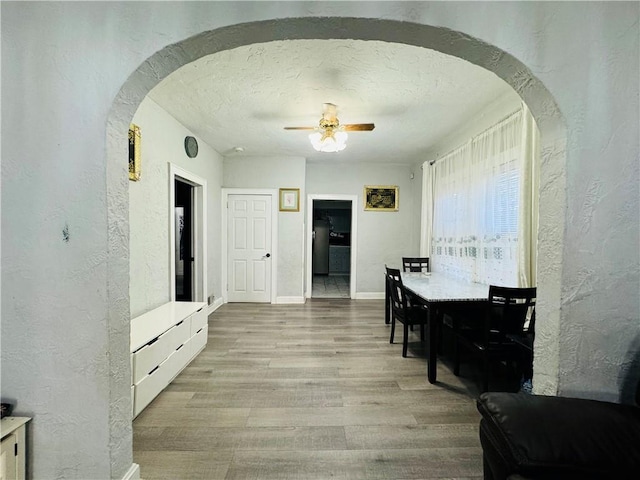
[476,386,640,479]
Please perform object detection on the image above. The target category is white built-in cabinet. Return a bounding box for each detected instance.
[1,417,30,480]
[130,302,207,417]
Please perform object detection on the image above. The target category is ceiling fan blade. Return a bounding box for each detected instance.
[343,123,375,131]
[284,126,316,130]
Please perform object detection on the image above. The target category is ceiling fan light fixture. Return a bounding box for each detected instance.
[309,130,348,153]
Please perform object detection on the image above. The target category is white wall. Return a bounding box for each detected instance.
[306,162,420,295]
[1,2,638,479]
[224,156,306,300]
[130,98,223,318]
[424,91,523,162]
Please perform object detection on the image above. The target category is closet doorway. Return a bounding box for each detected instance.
[306,194,357,299]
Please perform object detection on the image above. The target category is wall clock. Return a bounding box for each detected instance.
[184,136,198,158]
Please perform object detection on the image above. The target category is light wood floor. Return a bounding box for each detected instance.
[133,299,485,479]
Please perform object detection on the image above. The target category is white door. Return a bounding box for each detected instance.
[227,194,272,302]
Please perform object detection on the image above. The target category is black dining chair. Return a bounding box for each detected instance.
[386,266,429,358]
[452,285,536,392]
[402,257,430,273]
[401,257,430,332]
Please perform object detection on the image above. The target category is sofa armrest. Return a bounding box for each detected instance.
[477,392,640,479]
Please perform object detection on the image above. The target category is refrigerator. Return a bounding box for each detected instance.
[312,219,330,275]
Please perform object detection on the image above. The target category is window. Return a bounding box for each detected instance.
[427,110,523,286]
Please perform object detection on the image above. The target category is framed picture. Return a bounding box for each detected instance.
[364,185,399,211]
[128,124,141,181]
[279,188,300,212]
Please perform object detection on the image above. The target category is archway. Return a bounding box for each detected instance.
[106,15,567,449]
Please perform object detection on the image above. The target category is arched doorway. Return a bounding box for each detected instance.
[106,15,566,456]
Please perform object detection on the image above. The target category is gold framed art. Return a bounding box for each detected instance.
[364,185,399,211]
[279,188,300,212]
[128,124,141,181]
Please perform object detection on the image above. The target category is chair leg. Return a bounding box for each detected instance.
[390,317,395,344]
[453,340,461,376]
[402,323,409,357]
[482,355,490,393]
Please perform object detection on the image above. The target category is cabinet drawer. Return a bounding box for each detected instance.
[133,361,170,416]
[171,318,191,349]
[191,324,208,358]
[190,307,207,336]
[132,319,189,384]
[164,337,193,383]
[133,339,192,417]
[132,332,172,384]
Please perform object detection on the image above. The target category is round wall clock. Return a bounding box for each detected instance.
[184,136,198,158]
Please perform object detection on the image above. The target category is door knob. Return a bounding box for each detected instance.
[265,253,271,258]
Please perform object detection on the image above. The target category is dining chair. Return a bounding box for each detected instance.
[506,305,536,389]
[402,257,430,273]
[386,266,429,358]
[401,257,431,332]
[452,285,536,392]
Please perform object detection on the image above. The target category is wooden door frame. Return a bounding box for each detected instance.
[305,194,358,299]
[169,164,207,303]
[221,188,278,304]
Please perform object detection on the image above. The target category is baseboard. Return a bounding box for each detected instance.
[207,297,224,315]
[276,296,306,304]
[355,292,385,300]
[121,463,140,480]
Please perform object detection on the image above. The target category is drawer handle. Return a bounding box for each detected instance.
[176,344,184,351]
[176,320,183,326]
[148,365,159,376]
[196,328,203,334]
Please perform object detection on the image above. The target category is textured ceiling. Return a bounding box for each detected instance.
[149,39,514,164]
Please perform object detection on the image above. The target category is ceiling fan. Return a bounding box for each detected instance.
[284,103,375,152]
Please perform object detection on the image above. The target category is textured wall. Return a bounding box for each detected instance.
[224,156,306,299]
[553,5,640,402]
[1,2,638,479]
[306,162,419,295]
[130,98,224,318]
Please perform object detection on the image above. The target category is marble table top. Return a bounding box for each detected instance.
[401,272,489,302]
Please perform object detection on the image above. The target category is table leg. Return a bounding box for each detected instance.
[427,304,438,383]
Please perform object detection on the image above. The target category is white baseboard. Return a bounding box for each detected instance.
[207,297,224,315]
[355,292,385,300]
[276,296,306,304]
[122,463,140,480]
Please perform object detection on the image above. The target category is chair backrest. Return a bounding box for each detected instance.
[487,286,537,337]
[402,257,430,273]
[386,266,408,317]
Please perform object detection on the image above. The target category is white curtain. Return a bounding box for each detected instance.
[424,106,538,286]
[517,103,540,287]
[420,159,434,257]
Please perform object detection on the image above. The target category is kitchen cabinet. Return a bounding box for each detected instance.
[329,246,351,273]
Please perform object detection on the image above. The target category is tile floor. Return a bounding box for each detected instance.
[312,274,350,298]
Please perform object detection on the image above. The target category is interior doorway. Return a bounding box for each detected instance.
[175,179,194,301]
[169,164,208,304]
[226,193,273,303]
[306,194,357,299]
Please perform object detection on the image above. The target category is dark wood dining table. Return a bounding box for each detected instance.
[386,271,489,384]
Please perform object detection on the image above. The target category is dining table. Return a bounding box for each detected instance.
[386,271,490,384]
